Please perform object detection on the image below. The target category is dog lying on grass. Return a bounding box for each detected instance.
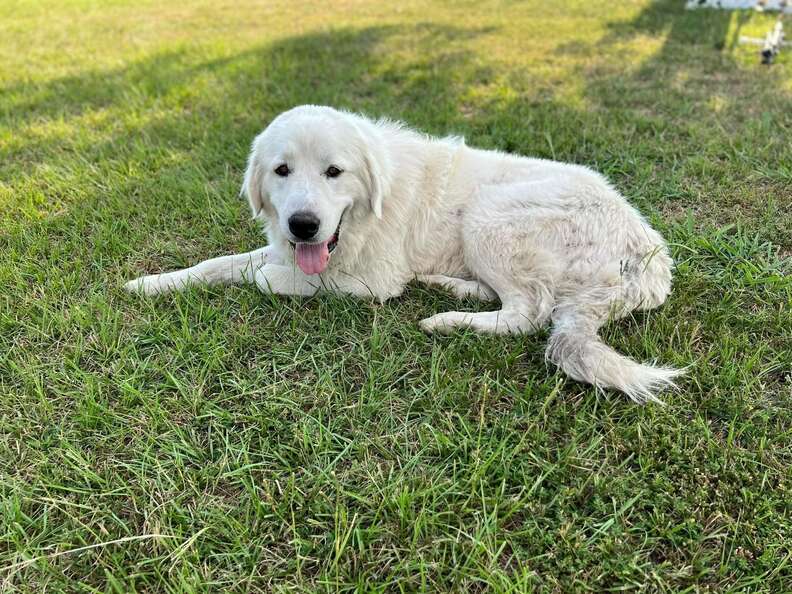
[125,105,682,402]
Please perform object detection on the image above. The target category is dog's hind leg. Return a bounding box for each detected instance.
[419,250,556,336]
[419,308,543,335]
[420,181,567,336]
[416,274,498,301]
[418,272,554,335]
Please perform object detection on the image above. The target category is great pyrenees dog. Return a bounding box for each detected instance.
[126,105,682,403]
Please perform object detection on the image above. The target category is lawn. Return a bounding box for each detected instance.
[1,0,790,591]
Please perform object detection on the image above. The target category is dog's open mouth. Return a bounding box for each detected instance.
[327,228,339,254]
[290,218,341,275]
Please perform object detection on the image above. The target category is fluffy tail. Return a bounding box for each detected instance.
[546,293,683,404]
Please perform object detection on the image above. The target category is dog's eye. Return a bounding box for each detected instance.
[325,166,342,178]
[274,164,290,177]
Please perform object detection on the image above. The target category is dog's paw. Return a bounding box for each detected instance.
[419,314,455,335]
[124,274,166,296]
[418,317,434,334]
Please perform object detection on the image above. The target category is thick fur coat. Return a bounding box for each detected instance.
[126,105,682,402]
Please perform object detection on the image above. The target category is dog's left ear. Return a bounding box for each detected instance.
[355,121,393,220]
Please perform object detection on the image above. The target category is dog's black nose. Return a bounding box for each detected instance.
[288,212,320,240]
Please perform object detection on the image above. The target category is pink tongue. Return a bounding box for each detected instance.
[294,241,330,275]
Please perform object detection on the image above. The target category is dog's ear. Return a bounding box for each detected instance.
[240,134,270,220]
[355,122,393,220]
[364,151,389,219]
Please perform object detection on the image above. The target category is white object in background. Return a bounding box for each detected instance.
[686,0,792,12]
[740,20,788,62]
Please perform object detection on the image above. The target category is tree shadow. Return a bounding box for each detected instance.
[2,22,498,135]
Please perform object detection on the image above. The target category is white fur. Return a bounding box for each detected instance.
[125,105,683,403]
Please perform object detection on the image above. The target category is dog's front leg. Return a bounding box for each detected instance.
[124,246,278,295]
[254,265,382,299]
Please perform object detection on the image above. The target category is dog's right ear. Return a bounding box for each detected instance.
[240,135,270,221]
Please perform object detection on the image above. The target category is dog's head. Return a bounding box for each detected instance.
[242,105,393,275]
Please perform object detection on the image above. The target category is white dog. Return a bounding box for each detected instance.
[126,105,682,403]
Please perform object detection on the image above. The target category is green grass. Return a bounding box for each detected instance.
[1,0,791,591]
